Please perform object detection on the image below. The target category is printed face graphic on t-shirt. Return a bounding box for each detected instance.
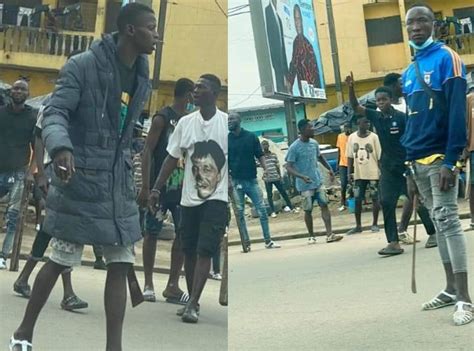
[192,155,221,199]
[190,140,225,200]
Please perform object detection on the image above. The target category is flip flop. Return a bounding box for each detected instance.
[165,292,190,305]
[13,282,31,298]
[177,304,200,316]
[182,306,199,323]
[327,234,343,243]
[378,247,404,256]
[143,289,156,303]
[60,295,88,311]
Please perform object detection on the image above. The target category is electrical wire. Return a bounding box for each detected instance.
[230,86,262,107]
[214,0,228,18]
[229,10,250,17]
[229,4,249,14]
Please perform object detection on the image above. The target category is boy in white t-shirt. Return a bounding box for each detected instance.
[346,115,382,235]
[150,74,227,324]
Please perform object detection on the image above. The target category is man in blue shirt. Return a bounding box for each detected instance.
[402,3,472,326]
[285,119,343,244]
[228,112,280,252]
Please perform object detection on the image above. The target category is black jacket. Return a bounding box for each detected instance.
[42,33,151,246]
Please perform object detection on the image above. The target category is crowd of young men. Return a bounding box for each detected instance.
[0,4,472,350]
[226,1,472,328]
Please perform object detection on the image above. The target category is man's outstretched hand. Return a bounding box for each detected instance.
[345,71,354,87]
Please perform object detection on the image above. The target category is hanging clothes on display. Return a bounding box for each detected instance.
[18,7,33,27]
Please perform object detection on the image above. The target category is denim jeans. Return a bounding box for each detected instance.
[0,170,25,259]
[264,180,293,213]
[232,178,271,243]
[413,161,468,273]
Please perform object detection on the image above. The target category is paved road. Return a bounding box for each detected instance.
[228,219,474,351]
[0,264,227,350]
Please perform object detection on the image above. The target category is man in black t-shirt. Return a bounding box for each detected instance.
[346,73,436,256]
[383,73,437,247]
[228,112,280,251]
[0,80,36,270]
[137,78,194,304]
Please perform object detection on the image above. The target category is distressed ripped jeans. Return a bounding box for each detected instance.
[232,178,271,243]
[0,171,25,259]
[413,162,468,273]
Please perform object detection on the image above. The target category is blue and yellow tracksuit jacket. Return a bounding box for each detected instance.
[401,41,467,168]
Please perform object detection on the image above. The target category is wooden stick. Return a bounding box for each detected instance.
[229,186,250,253]
[219,234,228,306]
[127,266,144,308]
[411,194,418,294]
[9,177,33,272]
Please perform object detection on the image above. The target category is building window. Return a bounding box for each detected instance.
[453,7,474,34]
[57,0,98,32]
[1,0,42,26]
[365,16,403,46]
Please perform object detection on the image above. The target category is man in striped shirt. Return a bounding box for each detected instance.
[261,139,296,218]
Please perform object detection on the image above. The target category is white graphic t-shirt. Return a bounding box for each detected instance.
[167,109,228,207]
[346,131,381,180]
[36,103,52,165]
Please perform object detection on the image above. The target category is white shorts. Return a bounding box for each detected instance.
[50,238,135,267]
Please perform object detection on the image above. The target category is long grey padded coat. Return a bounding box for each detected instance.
[42,33,151,246]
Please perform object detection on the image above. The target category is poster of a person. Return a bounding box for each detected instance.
[261,0,325,100]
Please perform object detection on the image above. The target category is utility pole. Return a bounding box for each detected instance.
[152,0,168,89]
[326,0,344,105]
[284,100,298,144]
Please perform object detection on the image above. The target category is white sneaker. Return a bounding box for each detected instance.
[292,208,300,214]
[338,205,346,212]
[283,206,291,212]
[265,241,281,249]
[308,237,317,244]
[270,212,277,218]
[0,258,6,270]
[398,231,415,244]
[211,273,222,280]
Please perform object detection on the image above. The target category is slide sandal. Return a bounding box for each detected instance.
[166,292,190,305]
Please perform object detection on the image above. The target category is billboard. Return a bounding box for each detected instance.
[249,0,326,101]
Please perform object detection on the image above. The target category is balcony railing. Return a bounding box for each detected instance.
[0,25,94,57]
[444,33,474,56]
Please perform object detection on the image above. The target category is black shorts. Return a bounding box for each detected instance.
[179,200,227,257]
[354,179,379,201]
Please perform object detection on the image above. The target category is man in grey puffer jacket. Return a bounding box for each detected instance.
[10,4,159,351]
